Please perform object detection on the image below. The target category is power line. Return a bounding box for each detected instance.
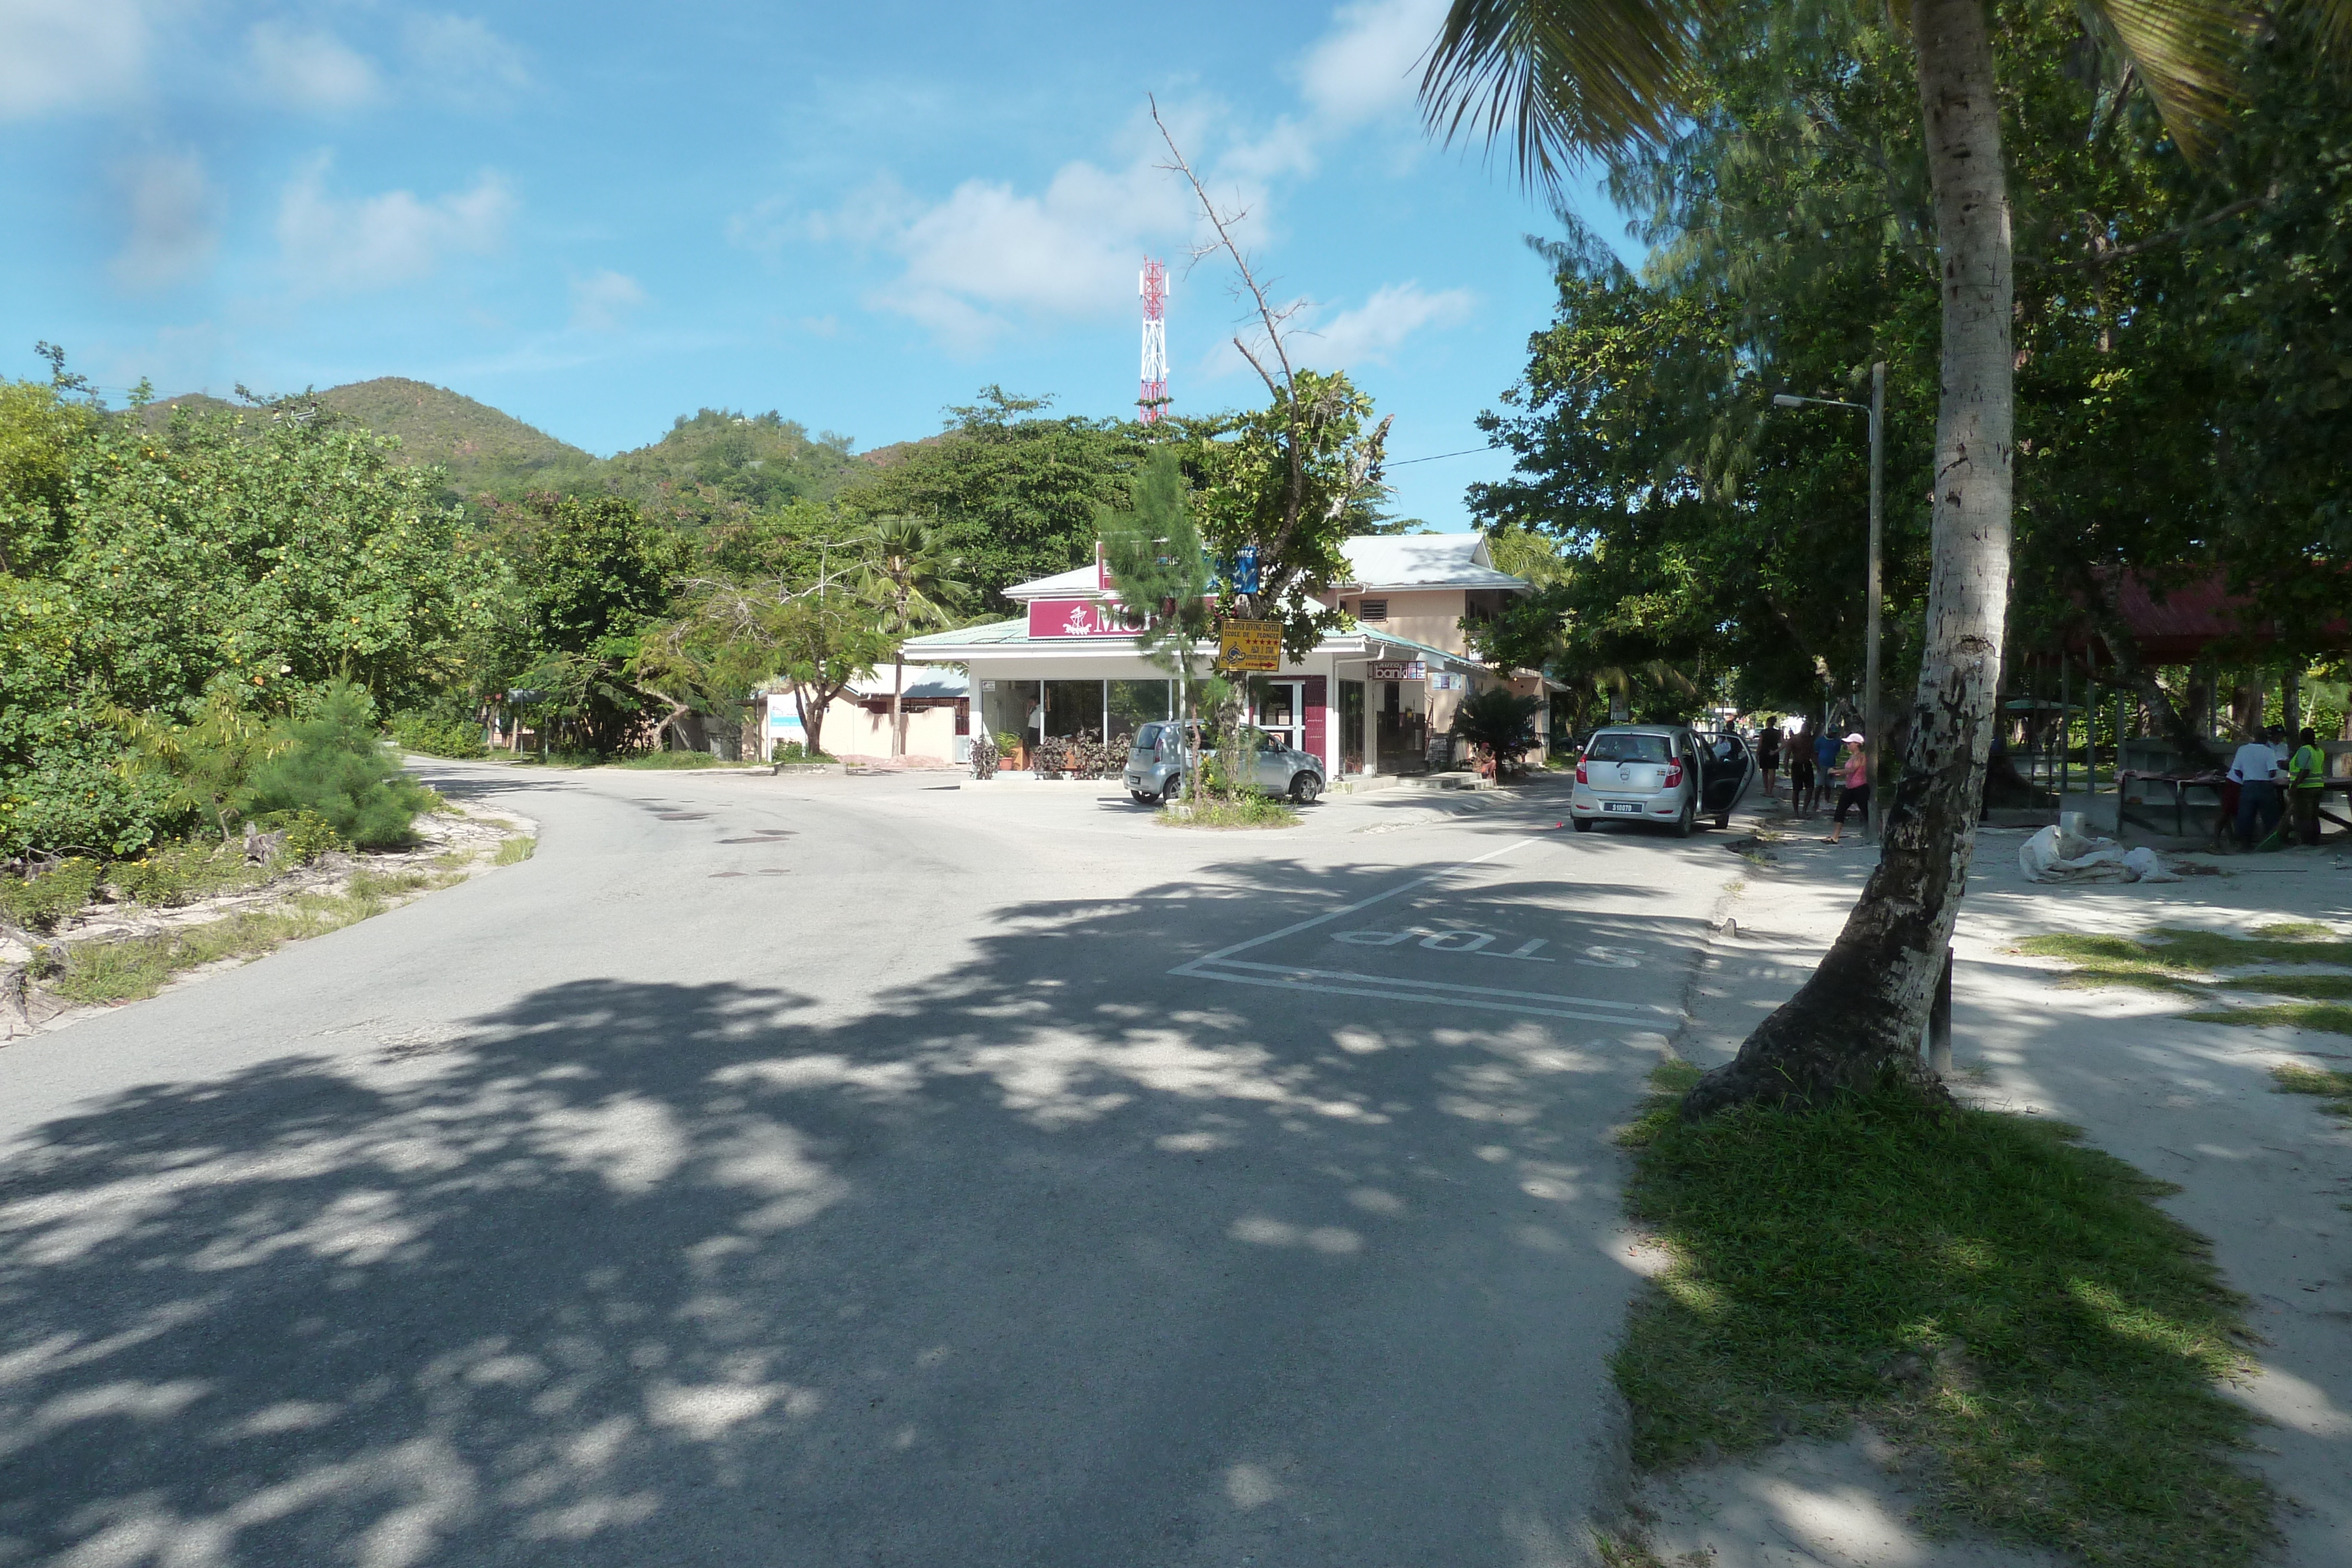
[1385,446,1501,467]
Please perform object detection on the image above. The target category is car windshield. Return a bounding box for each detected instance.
[1585,731,1672,763]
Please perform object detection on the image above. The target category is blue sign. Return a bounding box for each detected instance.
[1233,544,1261,595]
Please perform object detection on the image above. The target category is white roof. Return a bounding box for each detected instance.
[1339,534,1527,592]
[844,668,965,700]
[1000,534,1528,602]
[1001,564,1099,602]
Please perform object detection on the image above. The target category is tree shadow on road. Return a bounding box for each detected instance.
[0,855,1708,1567]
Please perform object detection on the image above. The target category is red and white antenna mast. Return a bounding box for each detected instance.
[1138,257,1169,424]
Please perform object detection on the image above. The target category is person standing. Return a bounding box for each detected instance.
[1788,723,1817,816]
[2229,730,2286,850]
[1756,724,1782,801]
[1825,732,1870,844]
[2289,726,2328,846]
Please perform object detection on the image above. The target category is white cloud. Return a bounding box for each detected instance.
[110,149,218,290]
[569,269,646,333]
[0,0,146,120]
[1292,282,1474,369]
[275,156,511,292]
[1297,0,1448,129]
[404,14,530,104]
[249,22,381,112]
[801,155,1196,353]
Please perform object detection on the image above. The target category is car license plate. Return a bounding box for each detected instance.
[1602,801,1641,813]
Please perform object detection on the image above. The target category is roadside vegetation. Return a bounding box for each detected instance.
[2018,923,2352,1035]
[1616,1060,2271,1568]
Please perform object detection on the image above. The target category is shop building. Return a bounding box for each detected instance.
[896,534,1553,777]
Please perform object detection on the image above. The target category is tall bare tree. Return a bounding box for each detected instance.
[1421,0,2337,1111]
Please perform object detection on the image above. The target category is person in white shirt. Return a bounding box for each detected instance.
[2229,733,2286,849]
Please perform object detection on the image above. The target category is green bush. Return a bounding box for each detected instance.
[107,841,255,908]
[610,750,723,770]
[0,857,101,932]
[244,682,435,848]
[387,713,486,760]
[258,808,343,864]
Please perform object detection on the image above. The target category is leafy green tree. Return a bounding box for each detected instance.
[1099,448,1220,804]
[857,516,971,757]
[1452,687,1544,772]
[1423,0,2342,1112]
[485,493,686,754]
[837,388,1144,611]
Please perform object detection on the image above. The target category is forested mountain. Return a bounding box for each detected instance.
[148,379,867,518]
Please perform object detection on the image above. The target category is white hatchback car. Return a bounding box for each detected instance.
[1570,725,1753,835]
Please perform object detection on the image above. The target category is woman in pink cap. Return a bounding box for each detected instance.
[1824,733,1869,844]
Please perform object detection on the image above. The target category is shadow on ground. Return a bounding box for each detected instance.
[0,855,1702,1566]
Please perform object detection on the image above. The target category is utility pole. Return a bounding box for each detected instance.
[1866,361,1885,837]
[1138,259,1170,424]
[1774,361,1889,838]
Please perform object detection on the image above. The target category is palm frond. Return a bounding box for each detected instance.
[2086,0,2259,158]
[1419,0,1713,193]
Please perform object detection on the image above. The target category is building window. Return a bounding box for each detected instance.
[1359,598,1388,623]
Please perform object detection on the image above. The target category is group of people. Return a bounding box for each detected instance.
[1753,721,1872,841]
[2227,725,2331,849]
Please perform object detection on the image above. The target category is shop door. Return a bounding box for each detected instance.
[1339,681,1365,773]
[1252,680,1305,752]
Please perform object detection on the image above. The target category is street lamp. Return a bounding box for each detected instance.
[1772,362,1886,836]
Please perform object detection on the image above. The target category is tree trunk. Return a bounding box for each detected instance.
[796,686,824,758]
[1684,0,2013,1116]
[891,659,905,758]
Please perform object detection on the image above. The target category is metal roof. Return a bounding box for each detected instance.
[996,534,1531,603]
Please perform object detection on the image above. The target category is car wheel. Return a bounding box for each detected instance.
[1572,818,1594,833]
[1715,810,1731,830]
[1288,772,1322,804]
[1131,790,1151,804]
[1674,799,1696,838]
[1158,779,1183,805]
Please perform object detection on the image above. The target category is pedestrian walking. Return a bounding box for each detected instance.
[1824,733,1870,844]
[2289,726,2328,846]
[2229,730,2286,850]
[1756,724,1782,802]
[1789,723,1819,815]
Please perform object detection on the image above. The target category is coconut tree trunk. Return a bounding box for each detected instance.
[1685,0,2013,1115]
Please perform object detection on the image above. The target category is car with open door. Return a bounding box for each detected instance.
[1569,724,1752,835]
[1123,724,1324,805]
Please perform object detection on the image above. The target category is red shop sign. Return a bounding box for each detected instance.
[1027,598,1148,639]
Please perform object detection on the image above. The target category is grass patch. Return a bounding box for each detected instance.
[2019,923,2352,1001]
[1157,795,1301,830]
[607,751,729,770]
[2181,1002,2352,1037]
[493,835,536,865]
[2270,1062,2352,1118]
[51,870,433,1005]
[1614,1062,2270,1568]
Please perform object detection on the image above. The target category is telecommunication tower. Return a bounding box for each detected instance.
[1138,258,1169,424]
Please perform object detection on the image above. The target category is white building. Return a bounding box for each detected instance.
[895,534,1555,777]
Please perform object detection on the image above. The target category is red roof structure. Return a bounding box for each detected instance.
[2064,570,2349,664]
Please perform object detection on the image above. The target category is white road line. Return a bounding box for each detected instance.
[1194,959,1672,1014]
[1171,837,1539,974]
[1181,967,1674,1025]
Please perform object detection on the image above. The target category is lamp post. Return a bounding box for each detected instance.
[1774,362,1886,836]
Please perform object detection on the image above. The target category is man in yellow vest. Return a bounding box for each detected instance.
[2289,726,2328,846]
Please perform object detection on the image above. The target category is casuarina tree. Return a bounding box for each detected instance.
[1421,0,2345,1112]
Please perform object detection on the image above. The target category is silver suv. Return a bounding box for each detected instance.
[1124,723,1325,805]
[1569,724,1752,835]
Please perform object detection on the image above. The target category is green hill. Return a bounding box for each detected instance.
[314,377,597,497]
[143,379,876,520]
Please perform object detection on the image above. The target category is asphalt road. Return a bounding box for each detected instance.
[0,762,1748,1567]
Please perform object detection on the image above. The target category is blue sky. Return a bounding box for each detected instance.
[0,0,1623,529]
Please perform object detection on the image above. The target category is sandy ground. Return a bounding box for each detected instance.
[1632,804,2352,1567]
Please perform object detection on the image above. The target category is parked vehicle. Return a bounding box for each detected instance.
[1124,723,1325,805]
[1569,724,1752,835]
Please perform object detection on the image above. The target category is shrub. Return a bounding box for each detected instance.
[108,841,252,908]
[610,750,723,770]
[243,682,435,848]
[387,713,486,760]
[255,808,342,864]
[969,734,1000,780]
[0,857,101,932]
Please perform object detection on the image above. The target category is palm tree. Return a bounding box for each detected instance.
[1422,0,2328,1112]
[857,517,971,758]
